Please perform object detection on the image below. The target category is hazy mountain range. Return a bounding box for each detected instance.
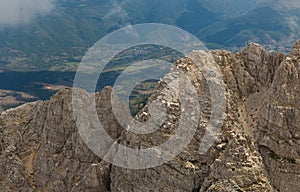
[0,0,300,71]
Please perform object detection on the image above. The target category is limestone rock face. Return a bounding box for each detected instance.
[0,41,300,191]
[0,88,123,191]
[255,44,300,192]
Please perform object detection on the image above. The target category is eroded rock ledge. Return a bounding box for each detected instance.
[1,41,300,192]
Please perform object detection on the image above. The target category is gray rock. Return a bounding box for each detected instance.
[1,41,300,191]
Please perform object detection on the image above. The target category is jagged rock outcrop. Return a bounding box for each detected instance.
[0,88,123,191]
[0,41,300,191]
[255,41,300,192]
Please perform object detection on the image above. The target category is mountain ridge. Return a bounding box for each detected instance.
[0,40,300,191]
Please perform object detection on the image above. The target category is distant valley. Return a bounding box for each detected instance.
[0,0,300,71]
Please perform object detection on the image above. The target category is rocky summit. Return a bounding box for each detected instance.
[1,41,300,191]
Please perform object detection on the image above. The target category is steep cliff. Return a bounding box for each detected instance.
[0,41,299,191]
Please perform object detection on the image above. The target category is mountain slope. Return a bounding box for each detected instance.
[1,40,299,191]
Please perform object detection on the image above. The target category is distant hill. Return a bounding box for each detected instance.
[198,6,296,50]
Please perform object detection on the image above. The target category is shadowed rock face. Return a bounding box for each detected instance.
[0,40,300,191]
